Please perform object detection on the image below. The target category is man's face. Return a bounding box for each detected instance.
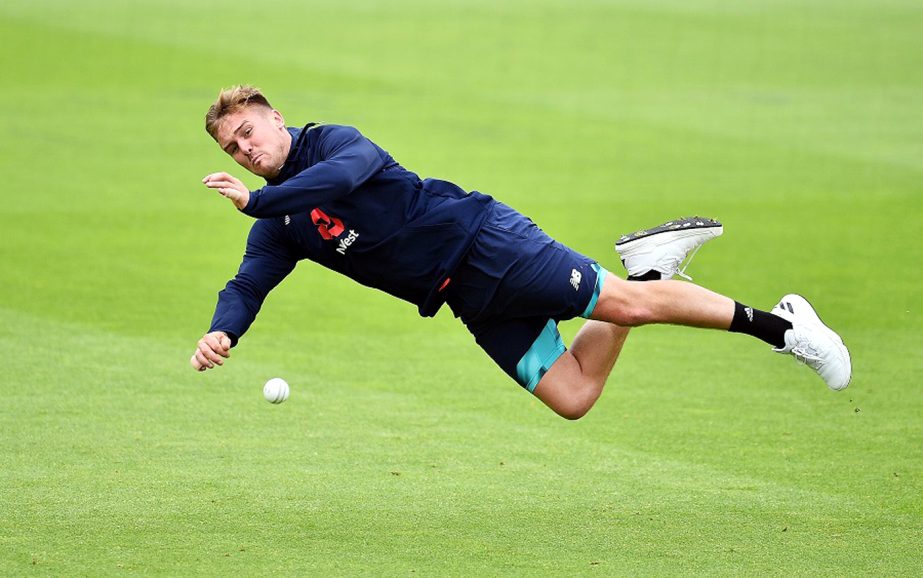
[214,106,291,179]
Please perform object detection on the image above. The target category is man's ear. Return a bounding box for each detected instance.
[271,109,285,129]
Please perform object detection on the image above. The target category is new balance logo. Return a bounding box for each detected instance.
[284,215,291,226]
[745,306,754,322]
[570,268,582,291]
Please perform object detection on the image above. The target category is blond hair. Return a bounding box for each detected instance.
[205,85,273,140]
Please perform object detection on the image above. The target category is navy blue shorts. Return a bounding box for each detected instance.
[445,202,608,392]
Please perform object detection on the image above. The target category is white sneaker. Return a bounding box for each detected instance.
[771,294,851,391]
[615,216,723,280]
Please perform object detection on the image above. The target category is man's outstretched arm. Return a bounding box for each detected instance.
[190,221,297,372]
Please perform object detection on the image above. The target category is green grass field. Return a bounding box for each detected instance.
[2,0,921,575]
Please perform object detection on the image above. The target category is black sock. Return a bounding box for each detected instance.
[627,270,661,282]
[728,302,792,348]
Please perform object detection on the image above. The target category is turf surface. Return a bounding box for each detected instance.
[1,0,921,575]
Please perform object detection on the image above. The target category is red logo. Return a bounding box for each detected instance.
[310,208,345,240]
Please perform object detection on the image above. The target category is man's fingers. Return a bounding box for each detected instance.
[195,349,214,368]
[203,174,243,188]
[203,178,244,195]
[219,334,232,352]
[194,350,213,370]
[203,334,231,358]
[197,342,223,366]
[202,174,248,210]
[204,180,245,203]
[192,331,232,372]
[203,172,232,183]
[204,179,238,191]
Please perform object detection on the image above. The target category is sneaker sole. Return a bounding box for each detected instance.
[783,294,852,390]
[616,216,723,248]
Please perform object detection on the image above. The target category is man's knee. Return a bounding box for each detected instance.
[552,390,598,420]
[534,370,603,420]
[593,276,655,327]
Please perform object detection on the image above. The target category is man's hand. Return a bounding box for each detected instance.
[190,331,232,372]
[203,172,250,210]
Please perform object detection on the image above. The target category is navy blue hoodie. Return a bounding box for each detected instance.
[208,123,495,344]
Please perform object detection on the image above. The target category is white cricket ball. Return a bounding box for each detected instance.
[263,377,290,404]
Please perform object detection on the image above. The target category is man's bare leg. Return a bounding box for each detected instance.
[533,215,850,419]
[533,273,851,418]
[533,275,734,419]
[533,321,630,420]
[592,276,734,329]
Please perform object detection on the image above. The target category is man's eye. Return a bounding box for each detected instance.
[245,127,252,136]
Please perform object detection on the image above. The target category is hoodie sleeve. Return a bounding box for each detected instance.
[240,125,387,219]
[208,220,297,346]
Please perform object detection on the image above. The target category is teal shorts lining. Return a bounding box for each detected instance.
[516,319,567,393]
[580,263,608,318]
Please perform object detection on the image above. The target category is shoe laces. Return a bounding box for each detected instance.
[791,343,823,367]
[675,244,704,281]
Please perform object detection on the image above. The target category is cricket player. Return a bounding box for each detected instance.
[190,85,851,419]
